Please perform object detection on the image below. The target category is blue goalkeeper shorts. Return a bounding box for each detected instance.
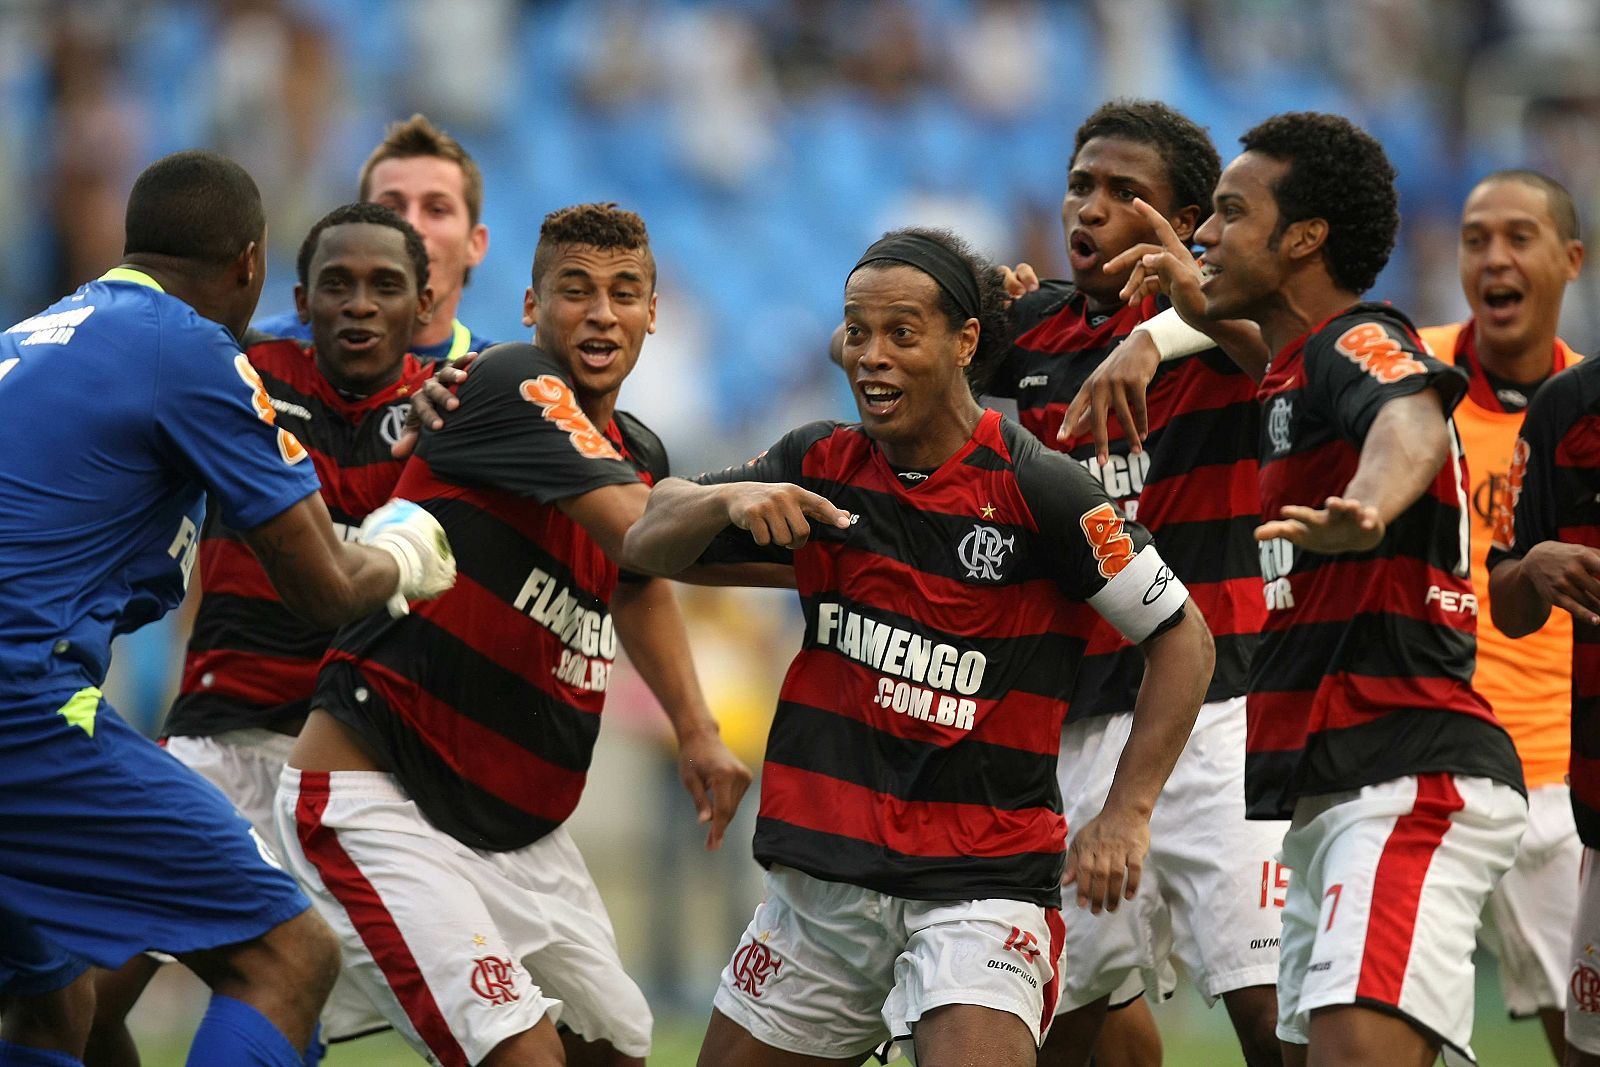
[0,688,310,970]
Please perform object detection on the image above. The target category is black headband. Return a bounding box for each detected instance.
[849,233,982,322]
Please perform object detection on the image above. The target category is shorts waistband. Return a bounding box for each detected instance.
[280,765,407,801]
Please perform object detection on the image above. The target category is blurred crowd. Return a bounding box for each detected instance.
[4,0,1600,470]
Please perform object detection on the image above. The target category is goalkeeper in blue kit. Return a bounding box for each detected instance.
[0,151,454,1067]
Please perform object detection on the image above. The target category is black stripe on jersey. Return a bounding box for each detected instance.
[425,498,607,621]
[316,661,562,851]
[1146,515,1264,584]
[766,701,1057,808]
[1252,616,1475,692]
[342,612,601,776]
[1246,709,1523,821]
[166,691,309,736]
[959,438,1013,472]
[1071,629,1258,720]
[799,592,1084,703]
[753,818,1063,907]
[1140,404,1266,477]
[183,593,333,660]
[805,484,1054,587]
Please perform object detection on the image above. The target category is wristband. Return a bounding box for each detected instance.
[1130,306,1212,362]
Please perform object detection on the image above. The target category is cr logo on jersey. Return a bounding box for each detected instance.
[958,524,1014,581]
[469,956,520,1006]
[379,403,410,448]
[731,937,783,998]
[1267,396,1293,455]
[1572,964,1600,1014]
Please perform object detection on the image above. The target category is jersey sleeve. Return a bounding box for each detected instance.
[1305,311,1468,444]
[688,421,839,567]
[416,343,643,502]
[1013,439,1189,643]
[1486,372,1577,566]
[991,281,1076,398]
[151,309,320,531]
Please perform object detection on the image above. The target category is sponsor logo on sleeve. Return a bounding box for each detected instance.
[233,354,306,465]
[1333,323,1426,383]
[519,374,623,460]
[1078,502,1136,579]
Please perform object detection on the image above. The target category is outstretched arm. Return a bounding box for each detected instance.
[1491,544,1600,635]
[620,477,852,577]
[1256,389,1449,554]
[611,577,753,849]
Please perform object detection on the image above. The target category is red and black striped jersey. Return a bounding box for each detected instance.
[314,343,665,852]
[695,409,1191,906]
[1249,303,1522,819]
[1487,356,1600,845]
[995,280,1261,718]
[163,337,433,738]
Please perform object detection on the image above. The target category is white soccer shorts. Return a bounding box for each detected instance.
[274,767,651,1067]
[165,732,387,1041]
[713,865,1064,1059]
[1054,696,1288,1013]
[1477,782,1580,1017]
[1275,774,1526,1065]
[1566,847,1600,1054]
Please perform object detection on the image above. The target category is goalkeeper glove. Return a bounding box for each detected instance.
[359,499,456,617]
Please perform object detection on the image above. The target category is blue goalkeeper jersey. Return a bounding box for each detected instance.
[252,310,491,363]
[0,268,321,698]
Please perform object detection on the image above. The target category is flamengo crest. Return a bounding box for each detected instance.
[958,524,1014,581]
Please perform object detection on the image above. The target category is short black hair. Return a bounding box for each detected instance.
[1239,112,1399,294]
[856,226,1010,396]
[124,150,264,265]
[1476,169,1581,241]
[531,202,655,290]
[296,201,429,292]
[1074,99,1221,215]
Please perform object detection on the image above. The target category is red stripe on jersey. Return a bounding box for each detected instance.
[1559,526,1600,551]
[1256,557,1478,632]
[421,571,604,714]
[1138,459,1261,526]
[1557,416,1600,469]
[197,538,278,601]
[805,545,1093,644]
[1248,674,1492,753]
[761,762,1064,858]
[305,445,408,519]
[293,772,468,1067]
[781,648,1066,755]
[1355,774,1464,1004]
[179,648,315,704]
[1040,907,1066,1031]
[334,655,588,825]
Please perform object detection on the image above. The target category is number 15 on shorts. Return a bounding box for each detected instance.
[1259,861,1290,909]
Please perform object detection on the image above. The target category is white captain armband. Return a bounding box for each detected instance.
[1130,306,1213,363]
[1087,545,1189,643]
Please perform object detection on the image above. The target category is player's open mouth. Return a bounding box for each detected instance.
[1481,284,1524,324]
[577,339,620,369]
[1068,230,1099,271]
[1199,261,1221,289]
[337,329,380,352]
[859,382,903,415]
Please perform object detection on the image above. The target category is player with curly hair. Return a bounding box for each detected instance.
[1113,110,1528,1066]
[989,99,1282,1067]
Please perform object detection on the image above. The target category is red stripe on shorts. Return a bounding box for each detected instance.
[1354,774,1465,1005]
[1040,907,1067,1032]
[294,771,468,1067]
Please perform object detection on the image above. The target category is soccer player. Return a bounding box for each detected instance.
[1417,170,1585,1062]
[83,200,440,1066]
[272,203,753,1067]
[621,227,1215,1066]
[1119,111,1529,1066]
[0,151,455,1066]
[255,113,493,362]
[990,100,1283,1067]
[1487,311,1600,1067]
